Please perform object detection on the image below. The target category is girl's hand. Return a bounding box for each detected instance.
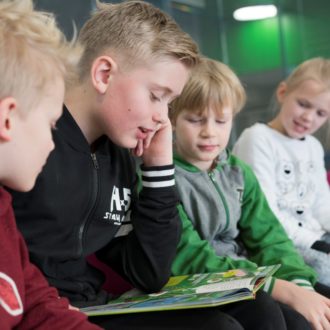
[272,279,330,330]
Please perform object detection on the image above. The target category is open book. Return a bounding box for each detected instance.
[81,264,280,316]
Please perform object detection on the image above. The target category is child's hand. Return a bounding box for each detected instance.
[68,304,79,311]
[133,118,173,166]
[272,279,330,330]
[290,288,330,330]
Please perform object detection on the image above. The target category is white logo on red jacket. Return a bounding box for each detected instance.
[0,272,23,316]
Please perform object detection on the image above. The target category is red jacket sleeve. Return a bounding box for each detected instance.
[17,232,101,330]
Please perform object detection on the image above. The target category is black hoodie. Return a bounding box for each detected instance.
[9,106,181,307]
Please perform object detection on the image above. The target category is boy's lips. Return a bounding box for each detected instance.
[136,127,154,140]
[198,144,218,152]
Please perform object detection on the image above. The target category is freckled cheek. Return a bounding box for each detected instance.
[125,107,145,121]
[125,108,138,122]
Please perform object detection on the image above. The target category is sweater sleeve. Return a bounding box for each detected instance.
[233,127,321,249]
[18,232,100,330]
[98,164,181,293]
[236,157,317,291]
[171,204,259,275]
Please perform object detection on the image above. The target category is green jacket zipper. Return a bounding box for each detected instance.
[208,170,230,232]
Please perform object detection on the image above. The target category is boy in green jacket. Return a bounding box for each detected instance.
[170,57,330,330]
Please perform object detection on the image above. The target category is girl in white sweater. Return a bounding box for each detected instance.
[233,57,330,286]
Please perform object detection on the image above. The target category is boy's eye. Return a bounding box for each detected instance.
[150,93,161,102]
[216,119,226,124]
[186,117,202,123]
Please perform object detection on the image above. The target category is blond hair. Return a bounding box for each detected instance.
[78,0,199,79]
[170,57,246,122]
[0,0,81,113]
[284,57,330,94]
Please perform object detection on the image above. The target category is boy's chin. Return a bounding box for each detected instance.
[10,179,37,193]
[111,136,137,150]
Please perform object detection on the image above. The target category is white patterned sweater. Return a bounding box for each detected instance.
[233,123,330,250]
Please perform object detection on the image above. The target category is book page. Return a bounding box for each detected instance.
[195,278,253,293]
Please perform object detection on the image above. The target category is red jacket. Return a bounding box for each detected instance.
[0,188,101,330]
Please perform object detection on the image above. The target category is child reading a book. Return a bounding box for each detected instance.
[7,1,250,329]
[233,57,330,288]
[0,0,101,328]
[169,56,330,330]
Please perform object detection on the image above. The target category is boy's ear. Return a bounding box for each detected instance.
[0,97,17,142]
[91,56,118,94]
[276,82,287,103]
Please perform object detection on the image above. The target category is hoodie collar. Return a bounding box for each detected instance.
[174,149,230,172]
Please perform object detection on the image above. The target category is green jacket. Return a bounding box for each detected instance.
[171,150,317,293]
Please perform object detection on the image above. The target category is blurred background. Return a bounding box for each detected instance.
[34,0,330,163]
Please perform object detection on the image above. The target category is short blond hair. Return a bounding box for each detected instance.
[170,57,246,123]
[78,0,199,79]
[284,57,330,94]
[0,0,81,113]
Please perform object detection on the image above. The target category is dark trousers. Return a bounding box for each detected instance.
[90,308,243,330]
[89,290,311,330]
[222,290,311,330]
[315,281,330,298]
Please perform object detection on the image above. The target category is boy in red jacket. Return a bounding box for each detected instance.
[0,0,100,328]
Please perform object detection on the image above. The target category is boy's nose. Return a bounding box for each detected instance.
[153,105,168,124]
[201,121,216,136]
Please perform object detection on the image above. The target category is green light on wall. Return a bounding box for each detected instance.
[227,18,281,74]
